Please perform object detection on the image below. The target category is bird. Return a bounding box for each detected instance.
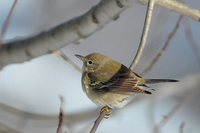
[75,53,178,108]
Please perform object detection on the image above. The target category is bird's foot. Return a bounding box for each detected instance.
[100,106,112,119]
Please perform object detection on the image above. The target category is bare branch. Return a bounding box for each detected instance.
[179,121,185,133]
[0,0,199,69]
[53,51,81,72]
[0,0,131,69]
[142,15,183,75]
[140,0,200,22]
[153,93,191,133]
[56,96,65,133]
[90,112,105,133]
[156,0,200,22]
[0,122,20,133]
[0,0,18,44]
[129,0,155,70]
[183,20,200,66]
[90,106,112,133]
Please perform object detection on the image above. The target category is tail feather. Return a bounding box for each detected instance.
[141,84,150,88]
[144,79,179,84]
[144,90,152,94]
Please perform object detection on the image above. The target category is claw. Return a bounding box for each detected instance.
[100,106,112,119]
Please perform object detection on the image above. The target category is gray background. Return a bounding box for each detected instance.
[0,0,199,133]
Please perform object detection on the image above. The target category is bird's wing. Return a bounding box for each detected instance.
[88,65,151,94]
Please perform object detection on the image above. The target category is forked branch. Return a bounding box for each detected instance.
[156,0,200,22]
[140,0,200,21]
[0,0,199,69]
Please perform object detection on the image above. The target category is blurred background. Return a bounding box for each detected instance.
[0,0,199,133]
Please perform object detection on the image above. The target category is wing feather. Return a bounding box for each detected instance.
[88,65,150,94]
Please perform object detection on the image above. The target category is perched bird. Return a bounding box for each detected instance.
[75,53,178,108]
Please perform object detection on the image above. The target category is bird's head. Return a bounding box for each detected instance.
[75,53,105,72]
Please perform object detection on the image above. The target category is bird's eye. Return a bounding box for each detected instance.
[87,60,93,65]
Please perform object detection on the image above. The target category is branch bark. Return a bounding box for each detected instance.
[90,106,112,133]
[0,0,199,69]
[56,96,65,133]
[0,0,131,69]
[140,0,200,21]
[156,0,200,22]
[129,0,155,70]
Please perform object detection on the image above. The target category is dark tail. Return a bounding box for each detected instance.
[144,90,152,94]
[144,79,179,84]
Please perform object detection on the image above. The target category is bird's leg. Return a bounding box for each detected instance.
[100,106,112,119]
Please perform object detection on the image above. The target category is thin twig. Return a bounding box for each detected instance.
[56,96,65,133]
[90,106,112,133]
[142,15,183,75]
[52,50,81,72]
[0,122,20,133]
[0,0,18,44]
[130,0,156,70]
[183,20,200,66]
[153,93,191,133]
[90,112,106,133]
[179,121,185,133]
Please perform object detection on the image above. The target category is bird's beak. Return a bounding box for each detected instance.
[75,54,85,62]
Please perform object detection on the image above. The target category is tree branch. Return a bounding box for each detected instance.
[0,0,199,70]
[0,0,131,69]
[179,122,185,133]
[140,0,200,22]
[56,96,66,133]
[141,15,183,75]
[129,0,155,70]
[52,50,81,72]
[153,93,191,133]
[90,106,112,133]
[0,122,20,133]
[0,0,18,45]
[156,0,200,22]
[183,20,200,66]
